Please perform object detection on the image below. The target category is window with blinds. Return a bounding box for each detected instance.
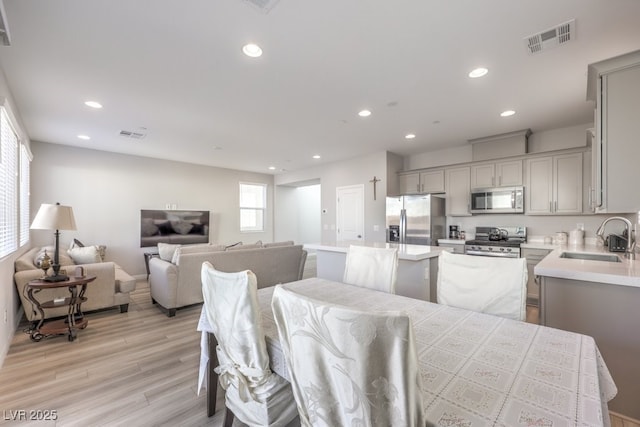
[0,107,18,257]
[20,143,31,247]
[239,182,266,232]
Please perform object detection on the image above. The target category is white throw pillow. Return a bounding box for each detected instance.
[67,246,102,264]
[158,243,180,262]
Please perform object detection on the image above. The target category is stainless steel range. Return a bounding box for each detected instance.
[465,226,527,258]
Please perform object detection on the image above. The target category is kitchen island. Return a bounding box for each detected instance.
[534,244,640,420]
[304,242,449,302]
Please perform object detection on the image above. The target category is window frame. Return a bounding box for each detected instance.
[239,182,267,233]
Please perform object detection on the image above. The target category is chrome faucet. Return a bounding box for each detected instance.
[596,216,636,260]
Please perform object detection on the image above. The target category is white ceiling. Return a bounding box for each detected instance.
[1,0,639,174]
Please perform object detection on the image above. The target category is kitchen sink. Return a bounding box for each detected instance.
[559,252,621,262]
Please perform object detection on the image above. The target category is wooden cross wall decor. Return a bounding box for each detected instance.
[369,176,381,200]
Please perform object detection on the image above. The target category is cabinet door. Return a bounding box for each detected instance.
[470,164,495,188]
[602,64,640,213]
[420,170,445,193]
[554,153,583,214]
[525,157,553,214]
[497,160,523,186]
[521,248,551,303]
[445,167,470,216]
[399,173,420,194]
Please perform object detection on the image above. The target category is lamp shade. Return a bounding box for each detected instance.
[30,203,77,231]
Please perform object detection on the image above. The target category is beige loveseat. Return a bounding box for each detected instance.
[148,243,307,317]
[15,246,137,321]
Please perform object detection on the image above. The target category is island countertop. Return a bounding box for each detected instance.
[304,241,450,261]
[534,244,640,288]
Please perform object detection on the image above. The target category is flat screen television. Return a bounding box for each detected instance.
[140,209,210,247]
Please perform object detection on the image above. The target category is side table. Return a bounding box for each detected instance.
[143,252,160,280]
[26,275,97,342]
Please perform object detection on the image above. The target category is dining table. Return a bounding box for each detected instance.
[198,277,618,426]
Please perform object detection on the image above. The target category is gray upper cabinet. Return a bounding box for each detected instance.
[470,160,522,189]
[525,153,583,215]
[399,170,445,194]
[588,50,640,213]
[445,166,471,216]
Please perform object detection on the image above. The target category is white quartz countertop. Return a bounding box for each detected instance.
[304,241,450,261]
[534,244,640,288]
[437,239,466,245]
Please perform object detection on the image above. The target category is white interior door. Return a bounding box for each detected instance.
[336,184,364,241]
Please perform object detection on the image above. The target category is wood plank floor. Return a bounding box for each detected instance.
[1,274,637,426]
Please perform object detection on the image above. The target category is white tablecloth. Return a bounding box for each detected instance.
[202,278,618,426]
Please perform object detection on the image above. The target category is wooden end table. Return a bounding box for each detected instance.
[26,275,96,342]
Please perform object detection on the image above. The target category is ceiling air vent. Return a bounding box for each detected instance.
[242,0,281,14]
[119,130,146,140]
[525,19,575,55]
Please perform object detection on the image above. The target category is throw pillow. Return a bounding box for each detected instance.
[171,220,193,235]
[158,243,180,262]
[226,240,263,251]
[141,218,159,237]
[67,246,102,264]
[263,240,294,248]
[171,244,226,265]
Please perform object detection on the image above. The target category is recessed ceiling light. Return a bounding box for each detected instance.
[500,110,516,117]
[242,43,263,58]
[312,155,321,159]
[77,134,91,140]
[268,166,276,170]
[405,133,416,140]
[84,101,103,109]
[358,110,371,117]
[468,67,489,78]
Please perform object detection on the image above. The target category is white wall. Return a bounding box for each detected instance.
[276,151,399,243]
[296,184,321,244]
[30,142,275,276]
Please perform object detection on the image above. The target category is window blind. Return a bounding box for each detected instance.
[0,108,18,257]
[20,143,31,247]
[239,183,266,232]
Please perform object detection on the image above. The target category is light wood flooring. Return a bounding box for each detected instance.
[0,271,637,426]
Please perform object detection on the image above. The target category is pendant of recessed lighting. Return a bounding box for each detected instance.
[242,43,263,58]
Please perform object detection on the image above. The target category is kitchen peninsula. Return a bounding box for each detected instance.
[304,242,449,302]
[534,245,640,420]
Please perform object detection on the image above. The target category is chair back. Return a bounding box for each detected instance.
[271,285,424,427]
[437,250,528,321]
[342,245,398,293]
[201,262,298,427]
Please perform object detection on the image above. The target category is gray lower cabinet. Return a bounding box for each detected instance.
[521,248,551,305]
[539,276,640,420]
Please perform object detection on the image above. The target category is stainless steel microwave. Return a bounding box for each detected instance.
[470,186,524,214]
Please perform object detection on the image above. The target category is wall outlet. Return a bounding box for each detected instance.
[165,203,171,209]
[373,225,379,232]
[577,223,584,230]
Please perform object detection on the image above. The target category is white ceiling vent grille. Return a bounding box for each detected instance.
[525,19,575,55]
[119,130,146,139]
[242,0,281,14]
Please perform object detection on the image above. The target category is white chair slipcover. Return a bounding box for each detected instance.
[437,250,528,321]
[271,285,424,427]
[342,245,399,293]
[200,262,297,427]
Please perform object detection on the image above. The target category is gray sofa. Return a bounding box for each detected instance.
[148,243,307,316]
[15,246,137,321]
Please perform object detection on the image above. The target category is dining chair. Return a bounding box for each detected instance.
[271,285,425,427]
[436,250,528,321]
[200,262,297,427]
[342,245,399,293]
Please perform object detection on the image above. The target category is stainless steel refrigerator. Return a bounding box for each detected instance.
[386,194,446,245]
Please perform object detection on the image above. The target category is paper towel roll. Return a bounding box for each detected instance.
[569,229,584,245]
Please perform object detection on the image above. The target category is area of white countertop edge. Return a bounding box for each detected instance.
[303,241,450,261]
[533,243,640,288]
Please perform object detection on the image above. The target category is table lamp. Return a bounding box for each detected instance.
[30,202,77,282]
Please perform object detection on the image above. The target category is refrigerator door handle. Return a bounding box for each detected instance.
[400,209,406,244]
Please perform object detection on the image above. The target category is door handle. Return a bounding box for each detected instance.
[357,235,362,239]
